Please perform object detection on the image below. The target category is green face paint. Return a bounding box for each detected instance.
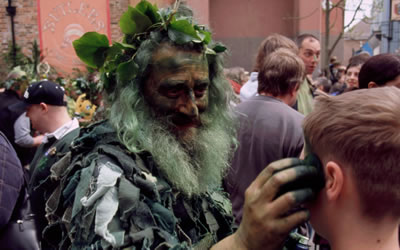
[303,153,325,191]
[144,44,210,134]
[273,153,325,201]
[302,137,325,192]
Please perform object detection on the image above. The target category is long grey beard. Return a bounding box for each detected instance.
[126,109,234,197]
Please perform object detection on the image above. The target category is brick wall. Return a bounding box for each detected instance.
[0,0,130,81]
[109,0,129,42]
[1,0,40,80]
[1,1,39,58]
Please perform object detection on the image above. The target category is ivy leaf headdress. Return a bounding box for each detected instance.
[72,0,226,94]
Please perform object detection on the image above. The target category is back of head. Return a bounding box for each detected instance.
[348,52,370,66]
[358,53,400,89]
[303,87,400,219]
[345,52,371,75]
[23,81,66,107]
[5,67,29,94]
[253,34,298,72]
[315,77,331,93]
[257,48,304,96]
[224,67,248,85]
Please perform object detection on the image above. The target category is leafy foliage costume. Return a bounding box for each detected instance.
[44,121,234,249]
[43,1,235,249]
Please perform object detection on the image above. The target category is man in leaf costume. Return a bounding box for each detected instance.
[43,1,321,249]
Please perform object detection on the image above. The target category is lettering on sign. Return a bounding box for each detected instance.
[38,0,110,74]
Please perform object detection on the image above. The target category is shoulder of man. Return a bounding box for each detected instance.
[54,127,81,153]
[29,127,81,191]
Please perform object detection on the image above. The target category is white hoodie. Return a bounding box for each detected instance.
[239,72,259,101]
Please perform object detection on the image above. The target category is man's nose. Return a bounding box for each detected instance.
[177,92,199,118]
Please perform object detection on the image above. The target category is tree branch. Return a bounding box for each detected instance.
[344,0,364,30]
[329,6,339,30]
[328,31,344,57]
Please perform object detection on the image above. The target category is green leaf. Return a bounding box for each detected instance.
[73,32,110,68]
[212,43,227,53]
[115,42,136,49]
[100,72,111,92]
[201,31,211,44]
[168,19,200,44]
[106,43,124,61]
[205,47,216,55]
[136,0,160,24]
[119,6,153,35]
[117,59,139,82]
[103,60,117,72]
[158,7,173,24]
[195,30,211,44]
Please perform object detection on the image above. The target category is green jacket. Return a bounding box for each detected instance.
[43,121,234,250]
[296,77,314,116]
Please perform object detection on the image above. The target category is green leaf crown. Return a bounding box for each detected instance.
[72,0,226,94]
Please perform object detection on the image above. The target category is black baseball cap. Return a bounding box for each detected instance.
[11,81,66,110]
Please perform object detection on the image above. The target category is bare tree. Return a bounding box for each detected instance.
[323,0,364,75]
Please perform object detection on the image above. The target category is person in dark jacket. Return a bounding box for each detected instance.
[0,69,37,166]
[0,131,24,229]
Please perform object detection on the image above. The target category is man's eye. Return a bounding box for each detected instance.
[166,89,181,98]
[194,87,207,97]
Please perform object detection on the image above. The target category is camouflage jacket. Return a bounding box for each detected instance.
[43,121,235,250]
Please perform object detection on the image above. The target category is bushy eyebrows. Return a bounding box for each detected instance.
[159,81,186,90]
[159,79,209,88]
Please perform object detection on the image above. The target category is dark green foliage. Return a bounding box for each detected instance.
[2,41,29,70]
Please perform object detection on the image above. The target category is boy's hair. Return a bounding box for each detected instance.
[303,87,400,218]
[257,48,304,96]
[253,33,298,72]
[358,53,400,89]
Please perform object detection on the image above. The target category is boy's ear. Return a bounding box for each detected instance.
[324,161,343,201]
[367,81,378,88]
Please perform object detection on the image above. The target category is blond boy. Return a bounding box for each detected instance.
[303,87,400,250]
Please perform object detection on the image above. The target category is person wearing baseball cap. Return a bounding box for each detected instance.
[18,81,70,134]
[22,80,80,247]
